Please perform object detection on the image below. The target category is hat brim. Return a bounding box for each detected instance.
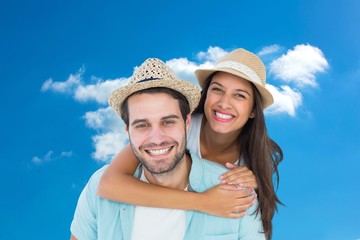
[195,68,274,109]
[109,78,201,117]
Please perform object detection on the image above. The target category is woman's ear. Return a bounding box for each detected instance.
[250,111,256,119]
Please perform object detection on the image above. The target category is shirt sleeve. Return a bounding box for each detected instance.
[70,170,102,240]
[238,196,266,240]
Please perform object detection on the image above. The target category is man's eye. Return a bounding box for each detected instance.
[135,123,148,128]
[163,120,175,125]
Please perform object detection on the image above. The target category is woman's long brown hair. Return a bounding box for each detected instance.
[193,73,283,239]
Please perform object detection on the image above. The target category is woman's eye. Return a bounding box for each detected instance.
[211,87,223,93]
[234,93,246,99]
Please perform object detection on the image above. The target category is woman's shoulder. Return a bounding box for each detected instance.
[190,113,203,125]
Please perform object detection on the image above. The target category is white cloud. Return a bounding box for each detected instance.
[32,150,73,164]
[266,84,303,116]
[91,131,129,163]
[258,45,281,56]
[83,107,127,162]
[165,46,226,86]
[269,44,329,88]
[165,58,201,86]
[196,46,228,62]
[84,106,123,132]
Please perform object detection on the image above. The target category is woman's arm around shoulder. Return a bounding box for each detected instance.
[97,145,254,217]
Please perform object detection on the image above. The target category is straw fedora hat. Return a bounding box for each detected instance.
[195,48,274,109]
[109,58,201,117]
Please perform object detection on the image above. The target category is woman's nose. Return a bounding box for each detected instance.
[217,94,232,109]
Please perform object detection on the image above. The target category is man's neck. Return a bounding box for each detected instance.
[143,154,191,190]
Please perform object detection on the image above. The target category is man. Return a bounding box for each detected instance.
[70,58,264,239]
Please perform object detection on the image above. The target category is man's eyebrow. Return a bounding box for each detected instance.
[162,114,180,120]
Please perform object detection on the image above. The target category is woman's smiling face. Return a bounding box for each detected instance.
[204,72,255,135]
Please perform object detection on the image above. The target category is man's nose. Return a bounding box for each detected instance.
[148,126,166,144]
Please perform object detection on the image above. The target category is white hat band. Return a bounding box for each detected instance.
[215,61,262,86]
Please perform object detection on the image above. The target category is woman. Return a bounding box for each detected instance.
[98,48,283,239]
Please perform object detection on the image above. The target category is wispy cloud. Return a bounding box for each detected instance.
[41,66,128,105]
[41,44,329,162]
[258,44,281,56]
[32,150,73,164]
[41,67,84,93]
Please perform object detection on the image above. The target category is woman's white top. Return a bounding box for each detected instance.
[188,114,243,165]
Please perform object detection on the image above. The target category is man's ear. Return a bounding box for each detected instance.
[185,114,191,133]
[124,124,128,133]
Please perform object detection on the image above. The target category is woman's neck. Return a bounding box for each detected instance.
[200,119,241,166]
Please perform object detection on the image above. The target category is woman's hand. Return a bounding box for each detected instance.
[219,163,258,189]
[200,184,256,218]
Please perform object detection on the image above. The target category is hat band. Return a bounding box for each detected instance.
[138,77,161,83]
[215,61,262,86]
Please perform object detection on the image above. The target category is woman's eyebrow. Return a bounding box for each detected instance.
[210,81,251,96]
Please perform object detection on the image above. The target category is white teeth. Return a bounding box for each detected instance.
[148,148,170,156]
[215,112,232,119]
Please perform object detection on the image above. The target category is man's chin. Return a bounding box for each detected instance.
[144,162,176,175]
[146,166,171,175]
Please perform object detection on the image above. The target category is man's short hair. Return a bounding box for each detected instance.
[120,87,191,127]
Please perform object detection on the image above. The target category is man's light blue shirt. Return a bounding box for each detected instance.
[70,151,265,239]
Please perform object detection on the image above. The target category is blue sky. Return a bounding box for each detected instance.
[1,0,359,239]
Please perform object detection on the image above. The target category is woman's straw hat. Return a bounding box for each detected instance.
[195,48,274,109]
[109,58,201,117]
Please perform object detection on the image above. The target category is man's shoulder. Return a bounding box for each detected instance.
[84,165,109,192]
[190,152,227,176]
